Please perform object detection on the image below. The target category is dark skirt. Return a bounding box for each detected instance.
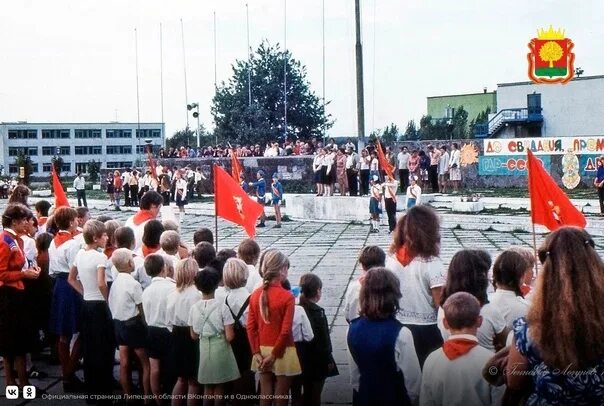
[81,300,115,396]
[320,166,329,184]
[313,169,322,183]
[49,275,82,337]
[114,314,147,349]
[176,193,187,207]
[0,286,29,357]
[172,325,199,379]
[402,323,443,368]
[369,198,382,215]
[147,326,173,360]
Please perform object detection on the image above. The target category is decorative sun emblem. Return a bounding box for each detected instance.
[460,143,479,167]
[233,196,245,220]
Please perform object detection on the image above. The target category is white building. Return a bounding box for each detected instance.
[0,122,164,176]
[480,75,604,139]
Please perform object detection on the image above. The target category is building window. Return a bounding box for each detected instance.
[74,129,101,139]
[136,129,162,138]
[41,129,70,139]
[75,162,90,173]
[42,163,52,172]
[31,164,38,173]
[8,130,37,139]
[136,144,156,154]
[42,146,70,156]
[9,165,18,174]
[74,146,102,155]
[62,163,71,173]
[106,129,132,138]
[106,161,133,169]
[106,145,132,155]
[8,147,37,156]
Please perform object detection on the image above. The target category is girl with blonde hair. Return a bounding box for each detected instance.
[247,249,301,406]
[167,258,202,405]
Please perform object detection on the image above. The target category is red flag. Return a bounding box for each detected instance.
[51,165,70,208]
[231,151,243,185]
[214,164,264,237]
[527,149,586,231]
[375,140,395,179]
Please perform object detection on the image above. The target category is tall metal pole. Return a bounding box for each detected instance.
[355,0,366,150]
[322,0,326,144]
[246,3,252,106]
[181,19,189,129]
[135,28,142,161]
[214,11,218,146]
[196,105,201,148]
[372,0,376,134]
[159,23,165,147]
[283,0,288,141]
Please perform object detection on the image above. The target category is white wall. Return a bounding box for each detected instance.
[496,76,604,138]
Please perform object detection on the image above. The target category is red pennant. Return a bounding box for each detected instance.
[231,150,243,185]
[214,164,264,237]
[51,165,70,208]
[527,150,586,231]
[376,141,395,179]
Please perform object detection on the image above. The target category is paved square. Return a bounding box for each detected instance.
[2,205,604,404]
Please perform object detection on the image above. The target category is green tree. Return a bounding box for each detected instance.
[51,156,64,176]
[402,120,417,141]
[451,105,469,139]
[212,41,332,145]
[88,160,100,182]
[14,153,33,186]
[166,125,211,149]
[468,106,491,138]
[380,123,399,144]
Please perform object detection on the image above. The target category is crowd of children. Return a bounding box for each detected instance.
[1,191,603,406]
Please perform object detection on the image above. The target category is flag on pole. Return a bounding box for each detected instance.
[214,164,264,237]
[51,164,70,208]
[527,149,586,231]
[375,140,395,179]
[231,151,243,185]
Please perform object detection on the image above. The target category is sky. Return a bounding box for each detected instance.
[1,0,603,140]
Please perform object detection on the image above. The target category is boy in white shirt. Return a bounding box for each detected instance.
[406,176,422,209]
[108,248,151,398]
[113,226,149,289]
[142,254,176,400]
[237,238,262,293]
[421,292,504,406]
[157,230,182,273]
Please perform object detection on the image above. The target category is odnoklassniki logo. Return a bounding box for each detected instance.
[527,26,575,84]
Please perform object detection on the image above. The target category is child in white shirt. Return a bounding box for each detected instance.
[188,267,240,401]
[157,230,182,274]
[142,254,176,400]
[421,292,504,406]
[67,220,114,398]
[108,248,150,398]
[113,226,149,289]
[406,176,422,209]
[237,238,262,293]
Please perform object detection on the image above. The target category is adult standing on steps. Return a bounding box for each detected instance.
[448,143,461,194]
[397,146,410,194]
[73,172,87,208]
[428,145,441,193]
[346,147,359,197]
[249,170,267,228]
[437,145,450,194]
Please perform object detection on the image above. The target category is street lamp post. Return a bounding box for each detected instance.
[187,103,201,148]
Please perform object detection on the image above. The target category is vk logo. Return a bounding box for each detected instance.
[5,385,19,399]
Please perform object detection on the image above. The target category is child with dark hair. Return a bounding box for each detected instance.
[347,267,421,405]
[140,219,164,258]
[193,227,214,246]
[386,205,446,367]
[421,292,504,405]
[490,250,530,330]
[192,242,217,269]
[189,267,239,404]
[438,249,507,352]
[34,200,51,235]
[238,238,262,293]
[142,254,176,400]
[344,246,386,323]
[126,191,163,251]
[296,273,338,406]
